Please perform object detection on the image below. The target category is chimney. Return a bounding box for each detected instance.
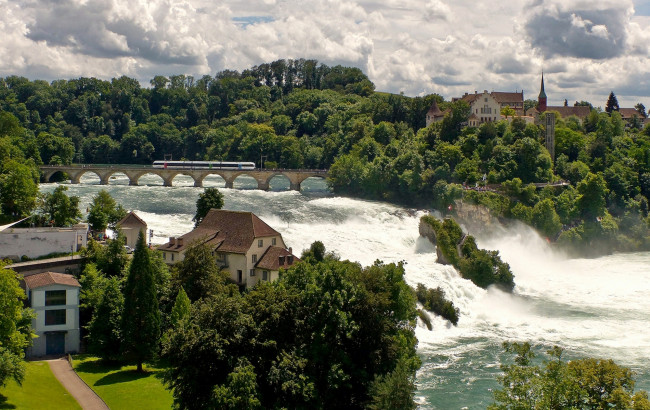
[484,90,488,94]
[169,237,176,246]
[289,247,292,254]
[177,238,183,247]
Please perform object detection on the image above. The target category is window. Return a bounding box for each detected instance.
[272,238,277,246]
[258,239,263,248]
[252,254,257,263]
[163,252,166,260]
[250,269,255,277]
[45,309,66,326]
[263,271,268,281]
[45,290,66,306]
[171,253,174,261]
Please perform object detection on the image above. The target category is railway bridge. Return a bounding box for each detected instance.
[40,165,329,191]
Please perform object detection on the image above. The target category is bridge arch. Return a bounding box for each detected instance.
[230,172,259,190]
[129,172,165,186]
[264,174,291,191]
[298,175,329,192]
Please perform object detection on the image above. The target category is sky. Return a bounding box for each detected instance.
[2,0,650,108]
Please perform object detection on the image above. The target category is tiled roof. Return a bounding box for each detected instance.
[116,211,147,228]
[427,100,444,116]
[491,92,524,103]
[23,272,80,289]
[255,246,301,270]
[159,209,280,254]
[619,108,645,119]
[546,106,591,119]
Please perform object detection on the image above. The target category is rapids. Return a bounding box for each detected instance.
[40,173,650,408]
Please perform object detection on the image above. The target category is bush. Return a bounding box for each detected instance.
[414,284,459,325]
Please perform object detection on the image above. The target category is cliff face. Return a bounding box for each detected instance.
[418,216,452,265]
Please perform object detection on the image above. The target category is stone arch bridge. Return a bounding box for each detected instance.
[40,165,329,191]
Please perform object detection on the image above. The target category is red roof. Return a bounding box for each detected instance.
[255,246,301,270]
[23,272,80,289]
[546,106,591,119]
[619,108,645,119]
[159,209,280,254]
[116,211,147,229]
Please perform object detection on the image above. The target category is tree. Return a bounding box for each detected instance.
[193,188,224,227]
[38,185,81,227]
[169,287,191,328]
[577,173,608,220]
[87,276,123,362]
[605,91,620,114]
[301,240,326,263]
[531,199,562,239]
[171,241,229,302]
[500,106,516,119]
[163,258,420,409]
[0,266,35,387]
[490,342,650,409]
[87,190,127,233]
[121,231,161,371]
[635,103,647,118]
[0,160,39,218]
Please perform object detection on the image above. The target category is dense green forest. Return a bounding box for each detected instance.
[1,58,649,254]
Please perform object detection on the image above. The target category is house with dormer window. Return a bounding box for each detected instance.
[158,209,300,288]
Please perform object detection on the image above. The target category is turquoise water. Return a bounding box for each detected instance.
[41,174,650,408]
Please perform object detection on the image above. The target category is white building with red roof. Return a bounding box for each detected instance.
[23,271,81,357]
[158,209,300,288]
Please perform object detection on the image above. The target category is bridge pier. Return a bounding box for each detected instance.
[257,181,269,191]
[99,176,110,185]
[290,182,301,191]
[163,176,173,187]
[193,176,204,188]
[70,174,81,184]
[225,181,234,189]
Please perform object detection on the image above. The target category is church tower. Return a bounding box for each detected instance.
[538,72,547,112]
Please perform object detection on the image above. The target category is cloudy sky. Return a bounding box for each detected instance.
[2,0,650,108]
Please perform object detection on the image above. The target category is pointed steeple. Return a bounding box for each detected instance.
[538,72,547,112]
[538,72,547,99]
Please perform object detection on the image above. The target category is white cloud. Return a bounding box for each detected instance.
[0,0,649,108]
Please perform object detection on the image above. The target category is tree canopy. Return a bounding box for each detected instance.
[163,255,420,409]
[0,266,35,387]
[193,187,224,227]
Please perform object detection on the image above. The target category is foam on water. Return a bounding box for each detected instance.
[40,180,650,408]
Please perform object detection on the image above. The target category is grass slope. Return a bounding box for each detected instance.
[0,361,81,409]
[72,355,173,409]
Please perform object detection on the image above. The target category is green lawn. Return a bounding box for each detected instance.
[72,355,173,409]
[0,361,81,409]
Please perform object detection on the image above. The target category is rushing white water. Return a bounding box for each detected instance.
[41,173,650,408]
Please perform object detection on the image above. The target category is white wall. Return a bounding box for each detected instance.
[0,225,88,260]
[27,285,80,357]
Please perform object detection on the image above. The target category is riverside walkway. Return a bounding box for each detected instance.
[40,164,328,191]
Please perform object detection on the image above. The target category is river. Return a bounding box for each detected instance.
[41,173,650,409]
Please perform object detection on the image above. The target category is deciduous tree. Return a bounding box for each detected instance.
[0,267,35,387]
[193,188,224,227]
